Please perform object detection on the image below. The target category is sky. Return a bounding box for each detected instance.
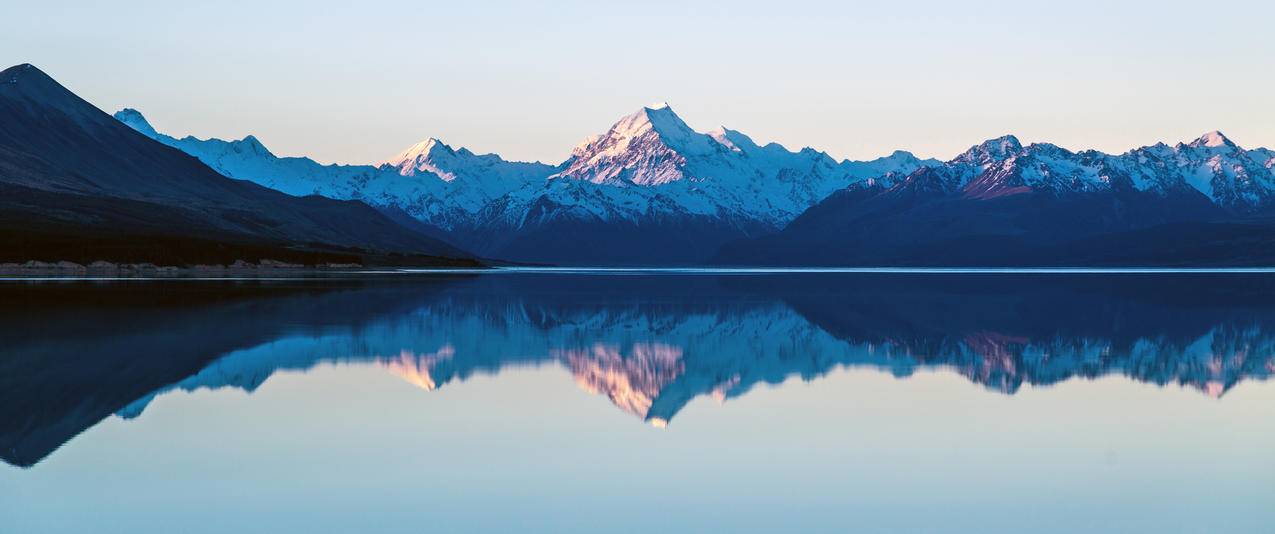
[4,0,1273,165]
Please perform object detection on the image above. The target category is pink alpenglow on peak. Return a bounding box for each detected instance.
[1189,130,1235,149]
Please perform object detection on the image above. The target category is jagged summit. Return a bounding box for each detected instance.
[385,137,455,175]
[706,126,761,154]
[114,108,274,158]
[115,107,277,161]
[235,134,271,156]
[113,108,157,137]
[975,134,1024,157]
[614,103,706,150]
[552,103,718,185]
[1187,130,1236,149]
[942,135,1025,177]
[381,135,554,195]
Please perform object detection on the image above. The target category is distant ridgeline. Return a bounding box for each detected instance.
[119,96,1275,266]
[3,62,1275,266]
[3,273,1273,467]
[0,64,475,268]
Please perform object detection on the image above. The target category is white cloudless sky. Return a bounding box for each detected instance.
[4,0,1273,165]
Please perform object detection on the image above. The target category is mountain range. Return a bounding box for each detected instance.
[118,99,1275,267]
[116,102,938,264]
[6,62,1275,267]
[718,131,1275,265]
[0,64,473,267]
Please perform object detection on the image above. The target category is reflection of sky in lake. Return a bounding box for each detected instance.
[2,273,1274,533]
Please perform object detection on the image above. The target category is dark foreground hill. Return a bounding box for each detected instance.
[0,64,476,267]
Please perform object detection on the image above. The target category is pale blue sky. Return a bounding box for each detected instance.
[5,0,1273,164]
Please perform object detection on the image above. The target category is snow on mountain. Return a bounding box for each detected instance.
[845,149,943,180]
[113,104,1275,264]
[869,134,1025,195]
[1169,131,1275,209]
[382,136,558,215]
[964,142,1115,199]
[1250,147,1275,169]
[554,103,724,186]
[869,130,1275,211]
[115,108,401,198]
[112,108,541,230]
[114,103,937,263]
[530,103,937,229]
[0,65,467,261]
[113,107,157,137]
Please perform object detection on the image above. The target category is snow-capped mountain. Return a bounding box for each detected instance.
[546,102,935,227]
[946,131,1275,208]
[114,108,557,233]
[840,130,1275,210]
[117,103,938,263]
[115,101,1275,266]
[471,104,939,262]
[382,136,559,215]
[0,65,468,266]
[717,130,1275,266]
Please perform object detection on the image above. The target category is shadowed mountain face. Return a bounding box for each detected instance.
[3,273,1274,467]
[0,64,472,266]
[715,134,1275,266]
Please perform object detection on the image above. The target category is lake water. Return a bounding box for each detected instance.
[2,271,1273,533]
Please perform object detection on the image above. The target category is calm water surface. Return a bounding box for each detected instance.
[2,272,1273,533]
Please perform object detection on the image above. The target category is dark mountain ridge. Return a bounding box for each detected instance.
[0,63,475,267]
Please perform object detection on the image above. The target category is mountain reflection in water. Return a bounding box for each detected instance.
[2,272,1274,467]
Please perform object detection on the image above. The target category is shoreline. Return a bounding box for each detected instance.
[5,263,1275,279]
[0,260,369,277]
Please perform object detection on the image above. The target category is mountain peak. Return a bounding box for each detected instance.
[621,103,716,156]
[954,134,1023,164]
[1188,130,1236,149]
[113,108,157,137]
[237,134,271,155]
[383,137,465,180]
[2,63,47,85]
[1,63,117,127]
[552,103,718,185]
[578,102,706,158]
[2,63,64,97]
[613,103,688,136]
[708,126,756,153]
[982,134,1023,153]
[387,137,453,163]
